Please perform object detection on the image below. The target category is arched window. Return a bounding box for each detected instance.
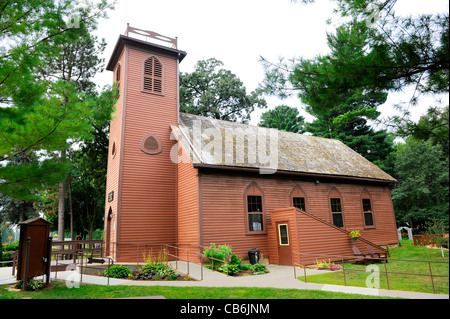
[361,189,375,228]
[244,182,265,233]
[143,56,163,94]
[290,185,307,212]
[329,187,344,228]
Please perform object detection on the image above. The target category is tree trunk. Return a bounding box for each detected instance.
[58,149,66,241]
[68,172,74,240]
[19,203,24,223]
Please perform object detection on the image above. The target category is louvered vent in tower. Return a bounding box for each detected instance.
[143,57,163,94]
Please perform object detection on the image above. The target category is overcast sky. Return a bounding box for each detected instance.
[93,0,449,126]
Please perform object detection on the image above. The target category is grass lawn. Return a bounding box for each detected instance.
[0,282,399,299]
[298,240,449,294]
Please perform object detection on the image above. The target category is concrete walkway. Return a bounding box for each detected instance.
[1,262,448,299]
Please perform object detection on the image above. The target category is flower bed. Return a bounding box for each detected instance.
[203,243,269,276]
[309,259,342,271]
[96,249,197,281]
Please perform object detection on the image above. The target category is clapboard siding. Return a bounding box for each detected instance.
[104,48,126,258]
[269,207,388,265]
[199,174,267,259]
[119,47,178,249]
[106,44,180,262]
[267,207,299,265]
[177,158,200,260]
[199,170,398,261]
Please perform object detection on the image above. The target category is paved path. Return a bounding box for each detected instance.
[1,262,448,299]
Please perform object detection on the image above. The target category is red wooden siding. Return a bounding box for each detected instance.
[267,207,300,265]
[198,170,398,261]
[177,157,200,260]
[199,173,269,260]
[105,44,179,262]
[269,207,387,265]
[104,49,126,258]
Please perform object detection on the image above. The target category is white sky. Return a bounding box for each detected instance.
[93,0,449,126]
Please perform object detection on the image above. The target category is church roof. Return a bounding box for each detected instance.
[171,113,396,183]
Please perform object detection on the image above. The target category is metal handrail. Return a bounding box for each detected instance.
[78,252,114,286]
[108,241,170,265]
[108,241,208,280]
[197,244,233,276]
[164,244,205,280]
[292,251,449,294]
[162,243,233,276]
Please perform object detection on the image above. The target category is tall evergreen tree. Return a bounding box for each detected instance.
[35,4,115,239]
[0,1,110,198]
[262,0,449,135]
[0,0,116,232]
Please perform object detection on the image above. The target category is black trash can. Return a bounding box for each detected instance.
[248,248,260,265]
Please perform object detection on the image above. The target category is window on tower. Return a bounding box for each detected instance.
[143,56,163,95]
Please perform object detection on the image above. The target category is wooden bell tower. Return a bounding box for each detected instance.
[104,26,187,261]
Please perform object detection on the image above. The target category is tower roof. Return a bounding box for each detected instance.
[106,32,187,71]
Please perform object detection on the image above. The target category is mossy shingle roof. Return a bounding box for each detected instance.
[171,113,396,182]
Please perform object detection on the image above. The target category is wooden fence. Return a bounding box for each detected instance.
[413,234,449,247]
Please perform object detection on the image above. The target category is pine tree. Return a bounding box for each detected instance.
[0,0,116,231]
[261,0,448,134]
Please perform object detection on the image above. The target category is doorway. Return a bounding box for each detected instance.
[277,222,292,265]
[105,207,112,256]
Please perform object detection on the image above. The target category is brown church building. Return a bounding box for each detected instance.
[104,26,399,265]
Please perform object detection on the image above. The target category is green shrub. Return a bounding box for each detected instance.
[156,265,177,279]
[134,269,155,280]
[203,243,232,270]
[4,241,19,252]
[230,254,242,266]
[240,263,251,270]
[251,263,269,275]
[136,261,178,280]
[1,249,14,267]
[140,261,166,274]
[103,265,132,278]
[14,278,43,291]
[219,263,241,275]
[1,241,18,266]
